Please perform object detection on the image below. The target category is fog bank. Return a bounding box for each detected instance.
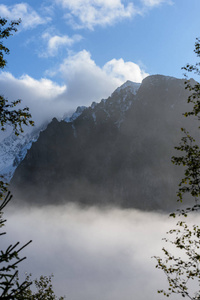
[2,204,190,300]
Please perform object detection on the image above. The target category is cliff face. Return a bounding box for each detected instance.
[11,75,197,211]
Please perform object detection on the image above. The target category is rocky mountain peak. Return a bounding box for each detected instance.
[112,80,141,96]
[141,74,181,86]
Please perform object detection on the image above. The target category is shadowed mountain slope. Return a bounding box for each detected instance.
[11,75,198,211]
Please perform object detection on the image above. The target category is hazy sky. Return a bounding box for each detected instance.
[0,0,200,128]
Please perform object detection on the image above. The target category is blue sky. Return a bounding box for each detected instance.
[0,0,200,128]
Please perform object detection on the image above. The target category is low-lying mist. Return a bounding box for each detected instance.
[2,203,194,300]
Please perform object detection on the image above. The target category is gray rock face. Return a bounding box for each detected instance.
[11,75,197,211]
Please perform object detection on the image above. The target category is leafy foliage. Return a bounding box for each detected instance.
[0,17,34,199]
[16,274,65,300]
[155,221,200,299]
[171,128,200,215]
[0,17,35,299]
[0,96,34,136]
[0,17,65,299]
[0,18,21,69]
[170,38,200,214]
[0,193,32,299]
[154,38,200,299]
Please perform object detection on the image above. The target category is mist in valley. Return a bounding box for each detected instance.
[2,201,195,300]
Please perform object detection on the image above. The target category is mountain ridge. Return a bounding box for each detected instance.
[9,74,198,211]
[0,79,139,181]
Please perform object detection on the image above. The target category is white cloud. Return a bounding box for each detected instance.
[0,51,148,131]
[0,3,50,29]
[0,72,66,128]
[0,72,65,100]
[56,50,148,104]
[141,0,173,7]
[54,0,173,29]
[41,33,82,57]
[55,0,136,30]
[103,58,149,83]
[57,50,122,104]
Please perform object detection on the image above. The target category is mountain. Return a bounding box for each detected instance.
[0,123,49,182]
[0,80,140,182]
[0,129,39,182]
[10,75,197,210]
